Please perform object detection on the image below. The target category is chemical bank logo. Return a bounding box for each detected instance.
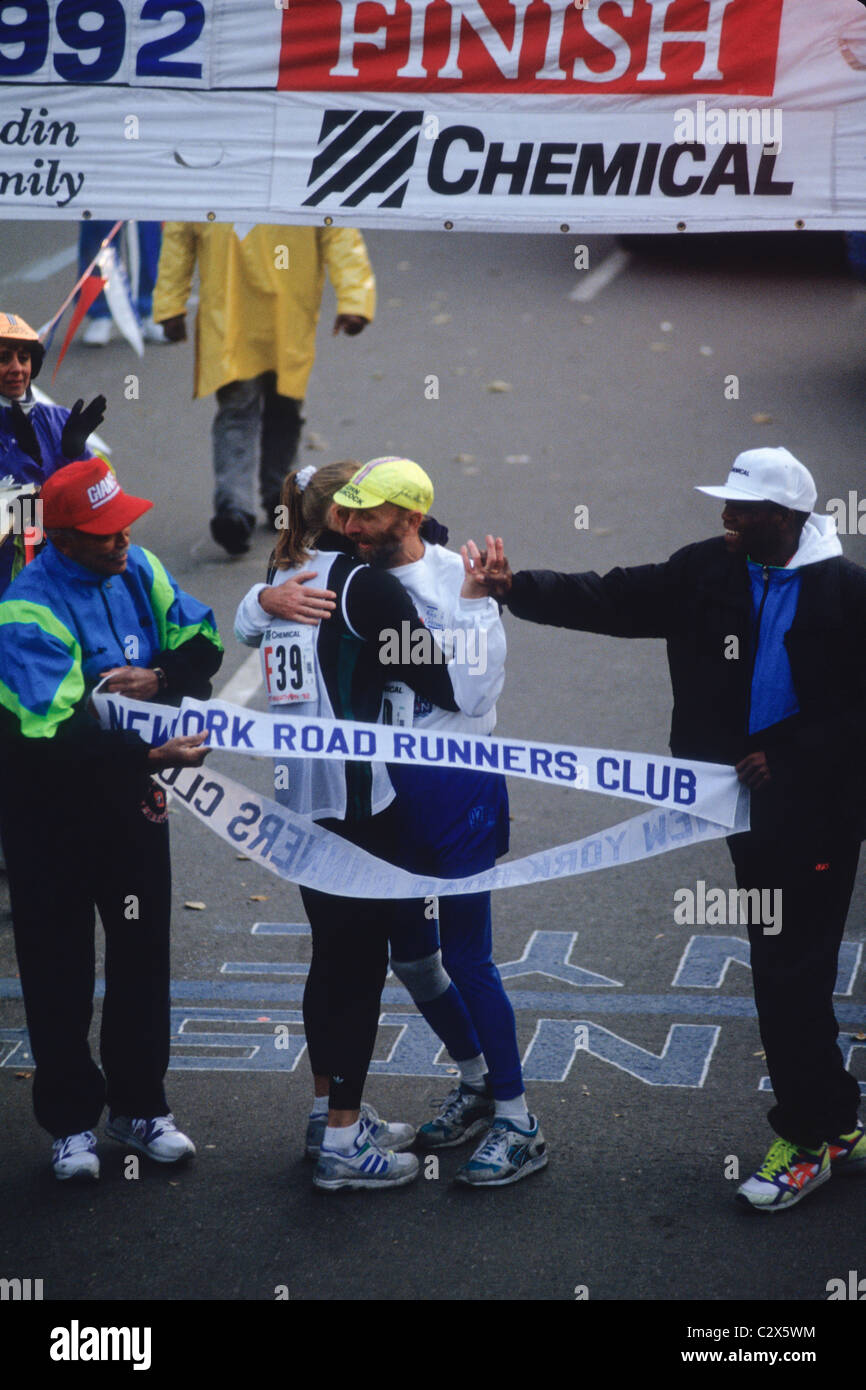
[304,110,423,209]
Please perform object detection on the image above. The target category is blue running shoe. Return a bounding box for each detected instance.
[305,1101,415,1158]
[313,1116,419,1191]
[416,1083,494,1150]
[455,1115,548,1187]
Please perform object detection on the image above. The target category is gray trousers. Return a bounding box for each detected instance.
[212,371,304,517]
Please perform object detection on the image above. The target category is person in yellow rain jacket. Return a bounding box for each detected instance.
[152,224,376,555]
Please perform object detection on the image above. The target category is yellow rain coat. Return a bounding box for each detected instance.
[152,223,376,401]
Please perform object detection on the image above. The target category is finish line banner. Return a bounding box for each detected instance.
[93,688,748,828]
[156,761,749,899]
[0,0,864,232]
[93,688,749,896]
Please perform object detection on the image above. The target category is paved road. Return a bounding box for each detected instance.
[1,220,865,1342]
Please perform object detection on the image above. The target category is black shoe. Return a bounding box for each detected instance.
[210,510,255,555]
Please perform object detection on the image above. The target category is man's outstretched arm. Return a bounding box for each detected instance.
[463,542,681,640]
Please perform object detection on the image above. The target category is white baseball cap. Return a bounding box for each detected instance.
[695,447,817,512]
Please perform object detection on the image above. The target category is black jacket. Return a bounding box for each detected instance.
[507,537,866,840]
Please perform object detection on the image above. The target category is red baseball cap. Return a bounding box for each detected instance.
[41,458,153,534]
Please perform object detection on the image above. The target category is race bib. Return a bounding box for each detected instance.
[262,626,317,704]
[379,680,415,727]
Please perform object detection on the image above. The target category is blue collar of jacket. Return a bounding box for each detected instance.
[42,539,121,588]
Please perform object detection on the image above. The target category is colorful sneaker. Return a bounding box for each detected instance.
[312,1116,419,1191]
[736,1137,830,1212]
[455,1115,548,1187]
[105,1114,195,1164]
[305,1101,415,1158]
[416,1082,495,1149]
[828,1121,866,1175]
[52,1131,99,1181]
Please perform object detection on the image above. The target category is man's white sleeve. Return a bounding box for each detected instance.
[446,596,506,717]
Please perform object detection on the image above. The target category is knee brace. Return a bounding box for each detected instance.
[390,949,452,1004]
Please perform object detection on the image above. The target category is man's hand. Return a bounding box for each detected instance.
[160,315,187,343]
[258,572,336,625]
[147,732,209,768]
[9,402,42,464]
[99,666,160,700]
[460,535,512,601]
[736,751,771,789]
[333,314,368,337]
[61,395,107,460]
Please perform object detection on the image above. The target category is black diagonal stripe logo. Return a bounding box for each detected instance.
[304,110,423,209]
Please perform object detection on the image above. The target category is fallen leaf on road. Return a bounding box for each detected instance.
[751,413,772,424]
[184,901,206,911]
[486,380,513,393]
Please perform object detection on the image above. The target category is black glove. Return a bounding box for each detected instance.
[61,395,106,460]
[9,401,42,465]
[420,514,449,546]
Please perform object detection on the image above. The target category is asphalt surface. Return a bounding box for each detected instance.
[1,220,865,1348]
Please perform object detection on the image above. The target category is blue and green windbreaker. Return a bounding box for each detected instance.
[0,541,223,739]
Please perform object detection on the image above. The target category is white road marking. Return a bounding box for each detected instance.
[569,247,632,303]
[217,649,262,706]
[2,244,77,285]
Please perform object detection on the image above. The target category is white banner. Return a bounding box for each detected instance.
[93,688,748,828]
[157,761,750,898]
[93,687,749,896]
[0,0,864,232]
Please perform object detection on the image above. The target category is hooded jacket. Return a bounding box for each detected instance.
[152,224,376,401]
[506,516,866,840]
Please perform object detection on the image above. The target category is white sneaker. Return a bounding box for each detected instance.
[313,1116,419,1191]
[82,317,113,347]
[140,316,168,343]
[305,1101,416,1158]
[105,1114,195,1164]
[52,1131,100,1181]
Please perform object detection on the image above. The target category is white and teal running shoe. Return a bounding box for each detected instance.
[455,1115,548,1187]
[313,1116,420,1191]
[416,1083,495,1149]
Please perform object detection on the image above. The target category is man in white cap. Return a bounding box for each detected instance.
[470,447,866,1212]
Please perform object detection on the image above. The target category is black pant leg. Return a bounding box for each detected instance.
[1,801,105,1138]
[93,784,172,1120]
[729,833,862,1148]
[260,373,304,508]
[300,810,396,1111]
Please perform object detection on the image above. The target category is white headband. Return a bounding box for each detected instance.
[295,465,316,493]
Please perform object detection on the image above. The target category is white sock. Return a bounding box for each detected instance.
[323,1120,361,1152]
[495,1096,531,1129]
[310,1095,328,1117]
[459,1055,487,1089]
